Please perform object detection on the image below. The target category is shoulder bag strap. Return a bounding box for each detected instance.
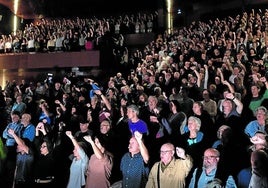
[157,163,160,188]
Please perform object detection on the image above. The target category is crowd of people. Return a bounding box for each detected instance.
[0,7,268,188]
[0,11,158,54]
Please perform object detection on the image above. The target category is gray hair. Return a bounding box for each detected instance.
[188,116,201,131]
[127,104,140,116]
[254,106,268,116]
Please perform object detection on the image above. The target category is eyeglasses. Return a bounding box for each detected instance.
[160,150,173,154]
[40,145,47,149]
[101,124,110,127]
[203,156,218,160]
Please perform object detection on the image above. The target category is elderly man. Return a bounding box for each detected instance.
[188,148,237,188]
[120,131,149,188]
[145,143,193,188]
[21,113,36,142]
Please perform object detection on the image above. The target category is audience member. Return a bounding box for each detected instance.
[161,99,187,145]
[192,101,216,144]
[65,131,89,188]
[33,136,55,187]
[145,143,193,188]
[8,128,35,188]
[178,87,194,117]
[244,106,268,138]
[83,134,113,188]
[248,149,268,188]
[120,131,149,188]
[127,104,148,135]
[179,116,208,169]
[188,148,237,188]
[248,77,268,114]
[139,95,169,165]
[11,95,27,116]
[20,113,35,142]
[73,117,94,157]
[2,110,23,187]
[200,89,217,122]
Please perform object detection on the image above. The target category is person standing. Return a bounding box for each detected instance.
[145,143,193,188]
[33,123,55,187]
[127,104,148,135]
[120,131,149,188]
[248,149,268,188]
[83,134,113,188]
[65,131,89,188]
[2,111,23,187]
[244,106,268,137]
[11,95,27,116]
[188,148,237,188]
[248,77,268,114]
[8,129,35,188]
[20,113,35,142]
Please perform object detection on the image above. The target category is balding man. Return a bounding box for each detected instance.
[188,148,237,188]
[146,143,193,188]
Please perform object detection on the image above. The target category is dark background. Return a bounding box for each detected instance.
[0,0,267,34]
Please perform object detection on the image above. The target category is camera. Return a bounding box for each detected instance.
[47,73,53,77]
[45,73,54,84]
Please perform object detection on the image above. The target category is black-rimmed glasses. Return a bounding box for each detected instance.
[202,156,218,160]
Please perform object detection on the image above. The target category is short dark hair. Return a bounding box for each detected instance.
[11,110,21,117]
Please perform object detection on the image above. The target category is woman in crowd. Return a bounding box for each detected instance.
[33,120,56,187]
[65,131,89,188]
[161,100,187,145]
[83,134,113,188]
[192,101,216,145]
[179,116,208,169]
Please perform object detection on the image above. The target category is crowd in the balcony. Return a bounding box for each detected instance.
[0,11,158,54]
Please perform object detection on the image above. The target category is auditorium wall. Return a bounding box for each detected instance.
[0,50,100,87]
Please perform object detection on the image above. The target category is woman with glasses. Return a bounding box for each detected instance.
[33,122,55,187]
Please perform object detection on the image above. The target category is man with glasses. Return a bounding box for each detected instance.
[188,148,237,188]
[145,143,193,188]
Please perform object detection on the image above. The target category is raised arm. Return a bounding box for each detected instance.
[134,131,149,164]
[221,80,235,94]
[260,77,268,90]
[84,135,104,159]
[66,131,79,150]
[225,92,243,114]
[193,68,201,88]
[55,99,66,112]
[35,122,48,137]
[203,64,209,89]
[8,129,29,154]
[95,89,112,111]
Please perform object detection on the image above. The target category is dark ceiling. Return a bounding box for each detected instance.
[0,0,267,20]
[0,0,160,19]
